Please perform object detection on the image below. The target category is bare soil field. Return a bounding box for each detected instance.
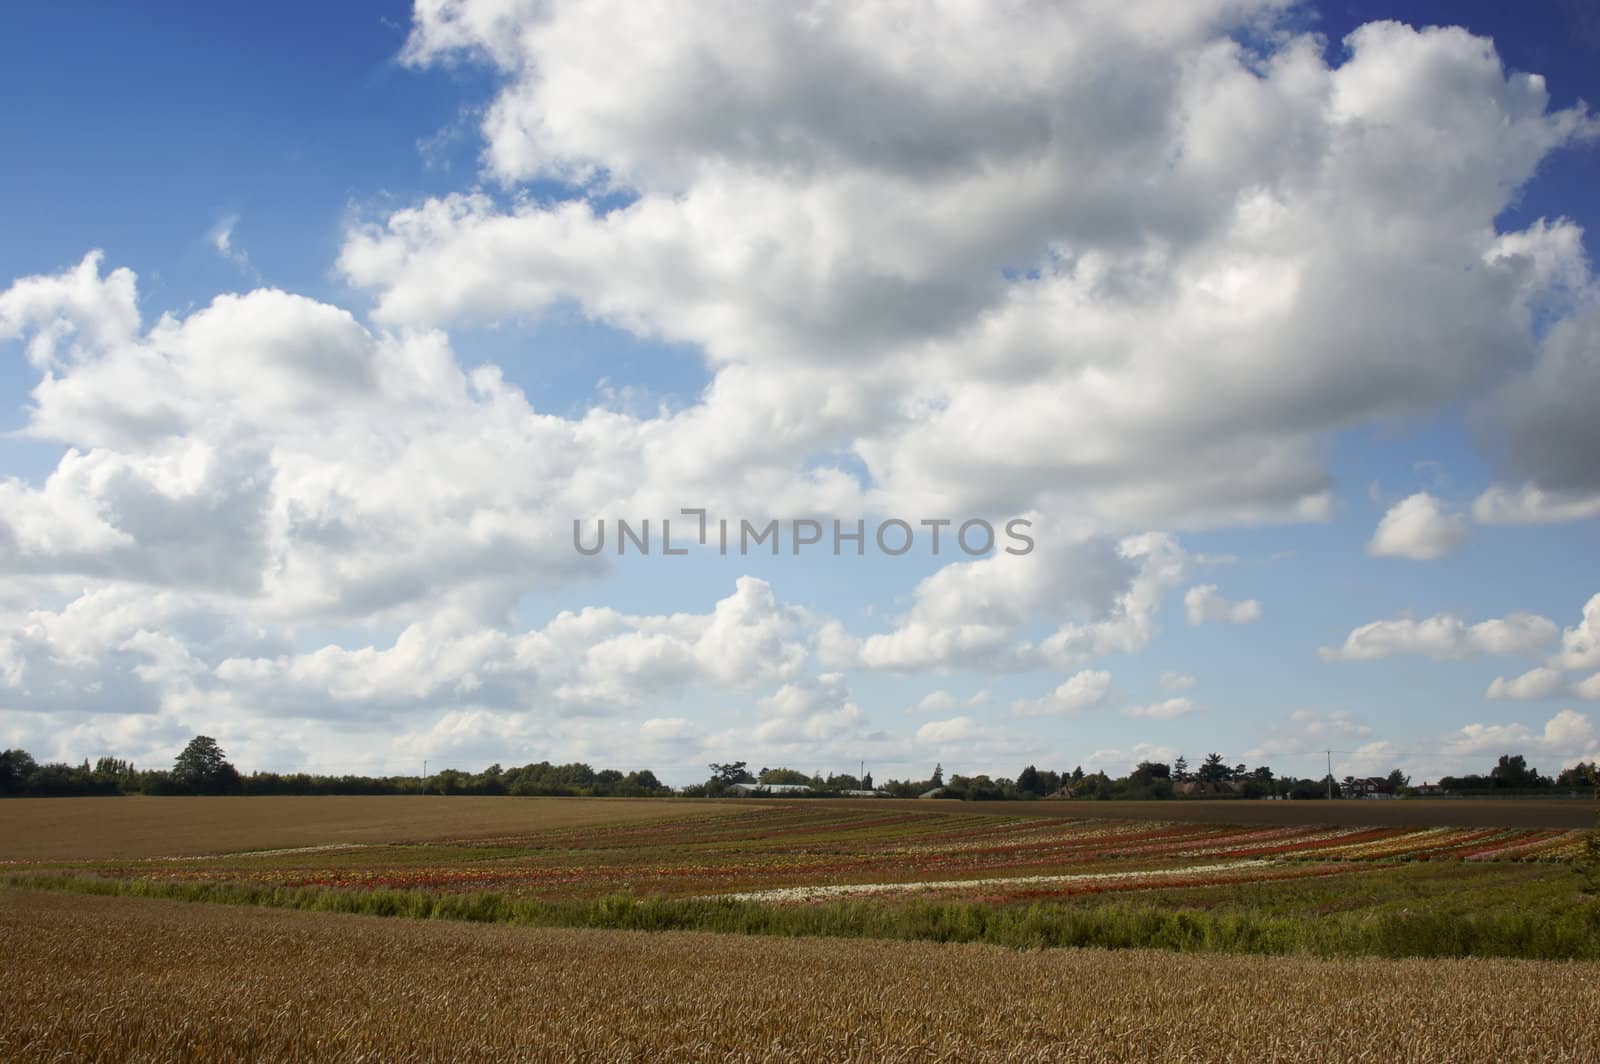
[3,888,1596,1062]
[0,796,731,861]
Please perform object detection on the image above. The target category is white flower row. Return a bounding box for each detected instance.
[709,859,1276,903]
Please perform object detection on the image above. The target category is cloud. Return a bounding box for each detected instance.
[638,717,698,742]
[4,4,1600,778]
[211,575,813,718]
[1481,300,1600,508]
[1247,708,1375,756]
[1081,742,1181,776]
[1184,584,1261,625]
[1555,592,1600,670]
[1486,667,1568,701]
[855,532,1174,672]
[752,673,866,746]
[1121,697,1198,720]
[1159,671,1197,691]
[208,215,260,281]
[1011,670,1113,717]
[909,690,960,715]
[1320,611,1559,662]
[347,11,1594,534]
[1472,483,1600,526]
[1442,709,1599,766]
[916,716,981,745]
[1243,709,1402,777]
[1367,492,1468,560]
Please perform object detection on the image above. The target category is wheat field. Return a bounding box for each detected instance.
[4,888,1597,1062]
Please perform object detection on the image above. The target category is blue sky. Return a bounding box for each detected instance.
[2,1,1598,783]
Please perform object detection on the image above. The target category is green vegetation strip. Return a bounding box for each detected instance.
[7,873,1600,961]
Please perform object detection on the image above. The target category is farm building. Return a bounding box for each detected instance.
[726,782,813,796]
[1340,777,1396,799]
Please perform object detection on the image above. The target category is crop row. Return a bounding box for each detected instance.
[72,809,1590,903]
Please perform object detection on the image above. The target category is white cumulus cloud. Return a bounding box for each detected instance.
[1184,584,1262,626]
[1367,492,1468,560]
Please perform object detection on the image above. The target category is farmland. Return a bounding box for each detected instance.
[3,796,1597,1058]
[4,797,1597,957]
[5,888,1599,1062]
[0,794,729,861]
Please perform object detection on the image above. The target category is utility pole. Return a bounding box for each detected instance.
[423,759,429,781]
[1326,750,1333,800]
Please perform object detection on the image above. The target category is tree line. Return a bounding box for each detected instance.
[2,737,1596,800]
[0,737,671,798]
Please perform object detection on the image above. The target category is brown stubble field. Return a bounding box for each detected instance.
[813,797,1600,829]
[4,888,1598,1063]
[0,795,740,861]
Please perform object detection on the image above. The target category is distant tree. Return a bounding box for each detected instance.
[962,774,1005,801]
[1491,754,1540,790]
[1,749,40,795]
[1287,777,1325,800]
[931,763,944,787]
[1556,762,1598,791]
[171,736,241,794]
[624,769,664,793]
[1016,765,1044,796]
[1172,756,1189,782]
[1385,768,1410,793]
[760,767,811,785]
[708,762,754,785]
[861,772,874,790]
[1198,753,1230,784]
[430,768,468,795]
[93,757,134,778]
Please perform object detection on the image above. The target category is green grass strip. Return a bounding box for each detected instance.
[6,872,1600,961]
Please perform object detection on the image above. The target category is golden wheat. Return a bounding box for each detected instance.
[3,889,1597,1062]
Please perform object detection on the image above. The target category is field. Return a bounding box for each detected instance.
[0,795,730,861]
[5,889,1599,1062]
[3,796,1598,1058]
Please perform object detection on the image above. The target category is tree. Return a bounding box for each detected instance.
[931,763,944,787]
[1172,756,1189,782]
[1385,768,1410,793]
[1491,754,1539,790]
[171,736,241,794]
[1556,762,1598,791]
[708,761,754,785]
[1,749,40,795]
[1198,753,1230,784]
[625,769,664,793]
[760,767,811,785]
[1016,765,1044,796]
